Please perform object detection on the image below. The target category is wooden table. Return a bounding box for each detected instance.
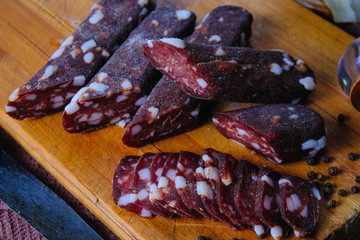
[1,0,360,239]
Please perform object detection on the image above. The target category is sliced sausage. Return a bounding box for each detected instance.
[122,5,253,147]
[255,168,290,239]
[278,176,321,238]
[213,104,326,164]
[62,7,196,133]
[6,0,154,120]
[142,39,315,103]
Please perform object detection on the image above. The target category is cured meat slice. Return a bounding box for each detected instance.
[156,153,194,217]
[175,151,213,220]
[6,0,155,120]
[112,156,153,218]
[122,5,253,147]
[233,160,267,237]
[142,38,315,103]
[216,151,250,229]
[278,176,321,238]
[62,7,196,133]
[255,168,290,240]
[129,153,173,218]
[196,150,239,230]
[212,104,326,164]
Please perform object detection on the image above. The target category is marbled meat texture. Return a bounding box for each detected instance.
[6,0,155,120]
[62,7,196,133]
[142,38,316,103]
[278,176,321,238]
[213,104,326,164]
[122,5,253,147]
[233,160,267,238]
[255,168,290,240]
[175,151,213,220]
[112,156,153,218]
[112,149,321,238]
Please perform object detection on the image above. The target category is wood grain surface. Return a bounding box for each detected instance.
[1,0,360,239]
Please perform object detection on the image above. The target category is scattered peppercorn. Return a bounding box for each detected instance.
[347,152,359,161]
[197,236,206,240]
[337,113,345,123]
[307,171,317,179]
[328,167,338,176]
[306,157,317,166]
[351,186,359,194]
[231,238,239,240]
[322,155,330,163]
[338,189,347,196]
[317,174,326,181]
[356,176,360,183]
[324,187,334,196]
[328,200,337,208]
[324,182,333,188]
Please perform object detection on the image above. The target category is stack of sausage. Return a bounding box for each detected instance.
[113,148,321,239]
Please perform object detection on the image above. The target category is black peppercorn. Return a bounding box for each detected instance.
[351,186,359,194]
[324,182,333,188]
[356,176,360,183]
[307,171,317,179]
[306,157,317,166]
[322,155,330,163]
[328,167,338,176]
[324,186,334,196]
[197,236,206,240]
[231,238,239,240]
[317,174,326,181]
[337,114,345,123]
[347,152,359,161]
[338,189,347,196]
[328,200,337,208]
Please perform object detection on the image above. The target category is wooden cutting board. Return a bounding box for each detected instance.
[1,0,360,239]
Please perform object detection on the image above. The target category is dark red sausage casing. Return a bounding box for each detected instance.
[213,104,326,164]
[6,0,155,120]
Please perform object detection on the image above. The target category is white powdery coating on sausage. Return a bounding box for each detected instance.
[81,39,97,53]
[131,124,142,135]
[175,10,191,20]
[261,175,275,188]
[254,225,265,237]
[138,168,150,180]
[271,225,283,239]
[8,88,20,102]
[204,167,219,181]
[196,181,213,200]
[40,65,58,80]
[175,176,186,189]
[160,38,186,49]
[313,187,321,200]
[25,94,37,101]
[83,52,94,64]
[269,63,283,75]
[89,10,104,24]
[89,82,109,93]
[215,47,226,56]
[135,96,147,106]
[279,178,293,186]
[5,106,16,112]
[140,209,152,218]
[286,194,302,212]
[73,75,86,86]
[117,193,137,206]
[197,78,208,88]
[299,76,316,91]
[158,176,169,188]
[137,189,149,201]
[301,205,308,217]
[208,35,221,43]
[166,169,176,181]
[50,46,65,60]
[146,40,154,48]
[137,0,148,7]
[264,195,273,210]
[97,72,108,82]
[148,106,159,119]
